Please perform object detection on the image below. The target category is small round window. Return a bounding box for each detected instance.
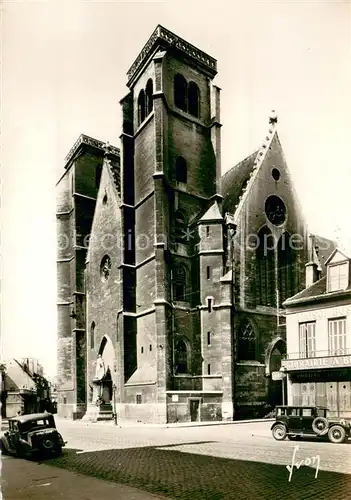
[100,255,111,281]
[102,193,108,205]
[272,168,281,181]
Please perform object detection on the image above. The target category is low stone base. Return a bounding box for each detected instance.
[82,404,100,422]
[116,403,167,425]
[221,401,234,421]
[83,403,114,422]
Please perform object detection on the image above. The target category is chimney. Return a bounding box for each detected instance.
[305,235,319,288]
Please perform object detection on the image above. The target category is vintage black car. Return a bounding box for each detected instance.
[271,406,351,444]
[0,412,66,458]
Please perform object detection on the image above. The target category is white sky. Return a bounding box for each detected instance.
[1,0,351,376]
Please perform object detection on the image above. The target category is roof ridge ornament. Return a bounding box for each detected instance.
[269,109,278,126]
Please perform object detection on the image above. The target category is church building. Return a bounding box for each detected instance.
[56,25,334,422]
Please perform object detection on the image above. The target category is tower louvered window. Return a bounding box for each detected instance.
[175,339,188,374]
[175,157,187,184]
[145,79,153,116]
[174,74,187,111]
[137,89,146,125]
[173,265,187,301]
[188,82,200,117]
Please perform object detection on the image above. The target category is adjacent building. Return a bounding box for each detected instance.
[1,358,51,418]
[56,25,335,423]
[282,244,351,419]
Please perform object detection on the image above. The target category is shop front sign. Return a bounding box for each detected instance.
[282,355,351,371]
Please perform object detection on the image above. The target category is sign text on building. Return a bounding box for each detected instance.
[282,355,351,371]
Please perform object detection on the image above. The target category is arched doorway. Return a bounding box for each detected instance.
[265,338,286,408]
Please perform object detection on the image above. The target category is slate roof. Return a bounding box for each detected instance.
[220,151,258,214]
[4,359,36,393]
[313,234,336,273]
[284,274,351,307]
[124,363,156,386]
[198,200,223,223]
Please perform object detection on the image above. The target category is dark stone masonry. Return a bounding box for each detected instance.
[56,25,334,422]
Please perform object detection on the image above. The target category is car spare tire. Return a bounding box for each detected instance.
[312,416,329,435]
[41,437,55,451]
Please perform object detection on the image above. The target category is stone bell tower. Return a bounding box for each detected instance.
[118,25,222,423]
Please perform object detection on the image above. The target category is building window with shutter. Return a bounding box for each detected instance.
[328,263,349,292]
[328,317,346,355]
[299,322,316,358]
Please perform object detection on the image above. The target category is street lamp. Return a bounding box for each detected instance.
[112,383,117,425]
[112,359,118,426]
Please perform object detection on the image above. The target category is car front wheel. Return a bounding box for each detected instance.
[328,425,346,444]
[272,424,287,441]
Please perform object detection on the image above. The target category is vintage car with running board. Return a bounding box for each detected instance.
[0,412,66,459]
[271,406,351,443]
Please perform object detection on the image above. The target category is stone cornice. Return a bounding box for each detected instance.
[64,134,120,168]
[126,25,217,86]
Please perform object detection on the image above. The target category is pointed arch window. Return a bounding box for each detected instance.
[238,320,256,361]
[256,226,275,306]
[174,74,187,112]
[90,321,95,350]
[278,232,294,304]
[174,338,188,374]
[174,210,187,243]
[145,79,153,116]
[188,82,200,117]
[173,264,187,301]
[175,156,187,184]
[137,89,146,125]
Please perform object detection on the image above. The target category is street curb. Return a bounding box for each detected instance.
[56,418,275,429]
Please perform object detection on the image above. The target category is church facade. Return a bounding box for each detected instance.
[56,25,334,422]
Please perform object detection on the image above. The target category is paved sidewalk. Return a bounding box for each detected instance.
[1,455,166,500]
[56,417,275,429]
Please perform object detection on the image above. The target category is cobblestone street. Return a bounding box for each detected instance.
[32,420,351,499]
